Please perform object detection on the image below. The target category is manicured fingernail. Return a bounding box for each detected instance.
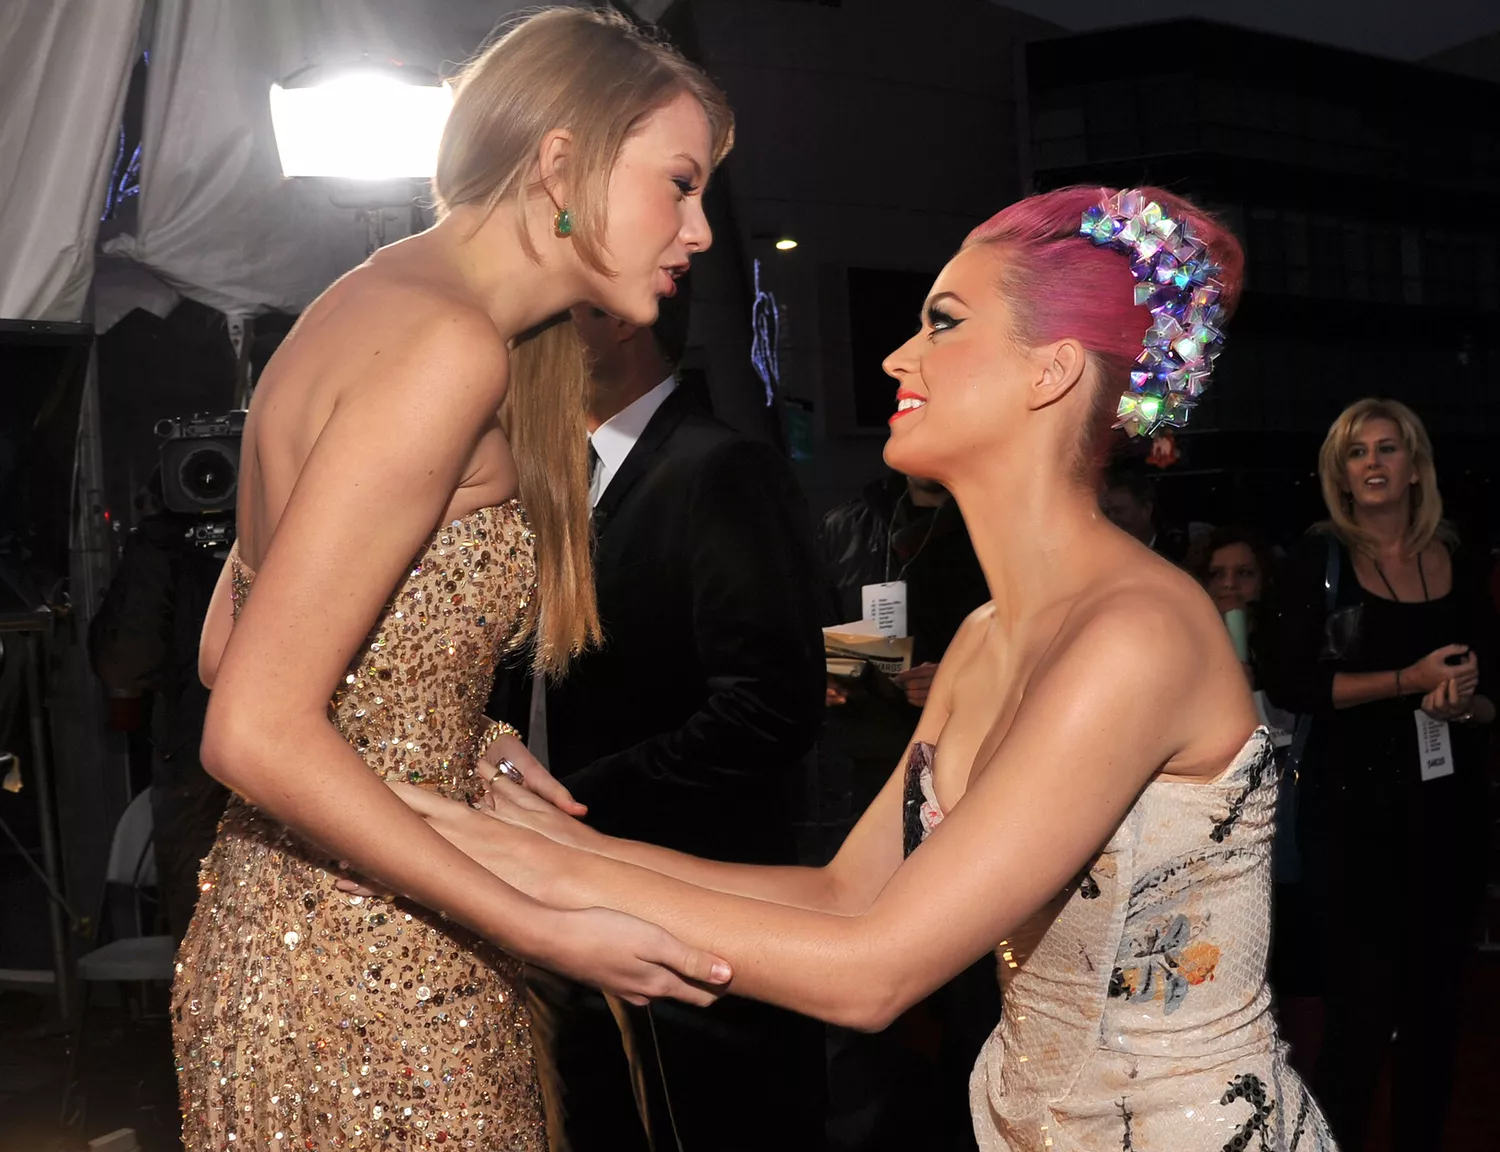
[710,963,732,983]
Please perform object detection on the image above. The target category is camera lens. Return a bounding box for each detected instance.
[179,446,237,505]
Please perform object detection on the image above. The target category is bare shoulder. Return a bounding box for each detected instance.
[352,269,506,380]
[282,262,509,408]
[1084,565,1211,646]
[1051,560,1255,774]
[948,602,998,658]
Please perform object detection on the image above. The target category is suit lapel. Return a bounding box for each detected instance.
[592,387,690,535]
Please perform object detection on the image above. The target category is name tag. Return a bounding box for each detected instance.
[861,581,908,638]
[1414,711,1455,782]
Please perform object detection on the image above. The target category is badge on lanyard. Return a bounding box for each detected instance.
[1414,710,1455,782]
[861,581,908,638]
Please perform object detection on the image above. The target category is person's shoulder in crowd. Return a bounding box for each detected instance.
[818,474,904,536]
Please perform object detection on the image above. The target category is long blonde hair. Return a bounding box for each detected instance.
[433,8,733,676]
[1317,397,1446,556]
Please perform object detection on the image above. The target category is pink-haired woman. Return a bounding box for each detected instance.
[382,187,1338,1150]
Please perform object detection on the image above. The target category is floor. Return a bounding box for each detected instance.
[1,957,1497,1151]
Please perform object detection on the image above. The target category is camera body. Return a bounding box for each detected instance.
[155,410,245,517]
[156,411,244,549]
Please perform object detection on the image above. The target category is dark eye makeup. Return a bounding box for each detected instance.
[926,305,961,332]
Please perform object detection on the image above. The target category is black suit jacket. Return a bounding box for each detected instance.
[490,388,824,864]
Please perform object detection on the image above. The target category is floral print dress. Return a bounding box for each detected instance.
[904,730,1338,1151]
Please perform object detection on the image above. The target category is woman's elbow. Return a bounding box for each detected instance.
[199,697,267,791]
[832,988,904,1033]
[822,967,909,1033]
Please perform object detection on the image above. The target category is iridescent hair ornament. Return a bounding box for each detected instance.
[1078,190,1228,437]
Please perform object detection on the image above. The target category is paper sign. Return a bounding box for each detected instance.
[823,624,914,677]
[1253,691,1296,749]
[1415,711,1455,782]
[861,581,908,639]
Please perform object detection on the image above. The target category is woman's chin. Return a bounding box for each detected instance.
[882,434,927,477]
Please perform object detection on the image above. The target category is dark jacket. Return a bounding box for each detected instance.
[490,388,824,865]
[817,474,990,666]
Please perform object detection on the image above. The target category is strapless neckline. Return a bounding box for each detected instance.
[230,497,525,580]
[902,726,1273,858]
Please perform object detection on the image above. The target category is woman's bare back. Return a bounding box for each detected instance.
[199,241,522,685]
[237,240,520,571]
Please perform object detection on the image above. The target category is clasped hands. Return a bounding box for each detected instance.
[334,735,730,1006]
[1408,644,1480,723]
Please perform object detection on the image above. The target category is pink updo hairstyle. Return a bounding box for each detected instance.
[962,186,1245,477]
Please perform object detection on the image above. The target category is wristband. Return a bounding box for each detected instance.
[478,720,521,762]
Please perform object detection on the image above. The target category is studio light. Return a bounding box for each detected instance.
[775,238,799,251]
[269,63,453,180]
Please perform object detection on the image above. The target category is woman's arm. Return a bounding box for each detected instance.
[483,614,983,914]
[1262,536,1474,711]
[202,307,726,1004]
[409,595,1212,1030]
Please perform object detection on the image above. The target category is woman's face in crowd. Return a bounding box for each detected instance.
[1206,542,1263,614]
[1342,417,1417,514]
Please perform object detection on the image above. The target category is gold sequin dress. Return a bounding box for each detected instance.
[172,501,545,1151]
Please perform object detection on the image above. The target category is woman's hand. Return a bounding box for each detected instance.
[545,905,732,1007]
[1422,677,1475,723]
[481,729,587,817]
[1403,644,1478,696]
[479,771,602,852]
[368,783,732,1006]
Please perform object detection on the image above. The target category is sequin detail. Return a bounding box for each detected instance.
[172,501,545,1151]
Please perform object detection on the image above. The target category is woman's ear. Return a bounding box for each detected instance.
[536,128,573,210]
[1028,338,1088,412]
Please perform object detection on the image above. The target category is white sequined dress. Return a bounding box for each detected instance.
[903,729,1338,1151]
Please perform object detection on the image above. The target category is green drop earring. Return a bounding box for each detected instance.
[554,206,573,238]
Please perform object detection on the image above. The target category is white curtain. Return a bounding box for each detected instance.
[0,0,145,321]
[104,0,543,319]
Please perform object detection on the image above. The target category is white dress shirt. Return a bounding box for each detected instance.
[587,375,678,507]
[527,375,678,765]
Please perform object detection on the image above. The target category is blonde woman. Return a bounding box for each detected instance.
[173,10,733,1149]
[1261,398,1496,1148]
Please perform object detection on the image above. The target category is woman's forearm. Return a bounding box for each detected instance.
[202,710,560,960]
[547,845,906,1030]
[1332,668,1403,709]
[581,836,854,913]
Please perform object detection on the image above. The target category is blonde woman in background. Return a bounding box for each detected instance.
[173,10,733,1149]
[1262,397,1497,1148]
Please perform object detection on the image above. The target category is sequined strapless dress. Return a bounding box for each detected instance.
[172,501,545,1151]
[903,730,1338,1151]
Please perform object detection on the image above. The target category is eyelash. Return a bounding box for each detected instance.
[673,177,699,198]
[927,307,960,334]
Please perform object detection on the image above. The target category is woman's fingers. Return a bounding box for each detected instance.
[385,780,451,817]
[522,761,589,817]
[478,742,588,816]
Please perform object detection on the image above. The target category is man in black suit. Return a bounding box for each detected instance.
[489,289,827,1152]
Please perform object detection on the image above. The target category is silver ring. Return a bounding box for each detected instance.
[493,758,526,788]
